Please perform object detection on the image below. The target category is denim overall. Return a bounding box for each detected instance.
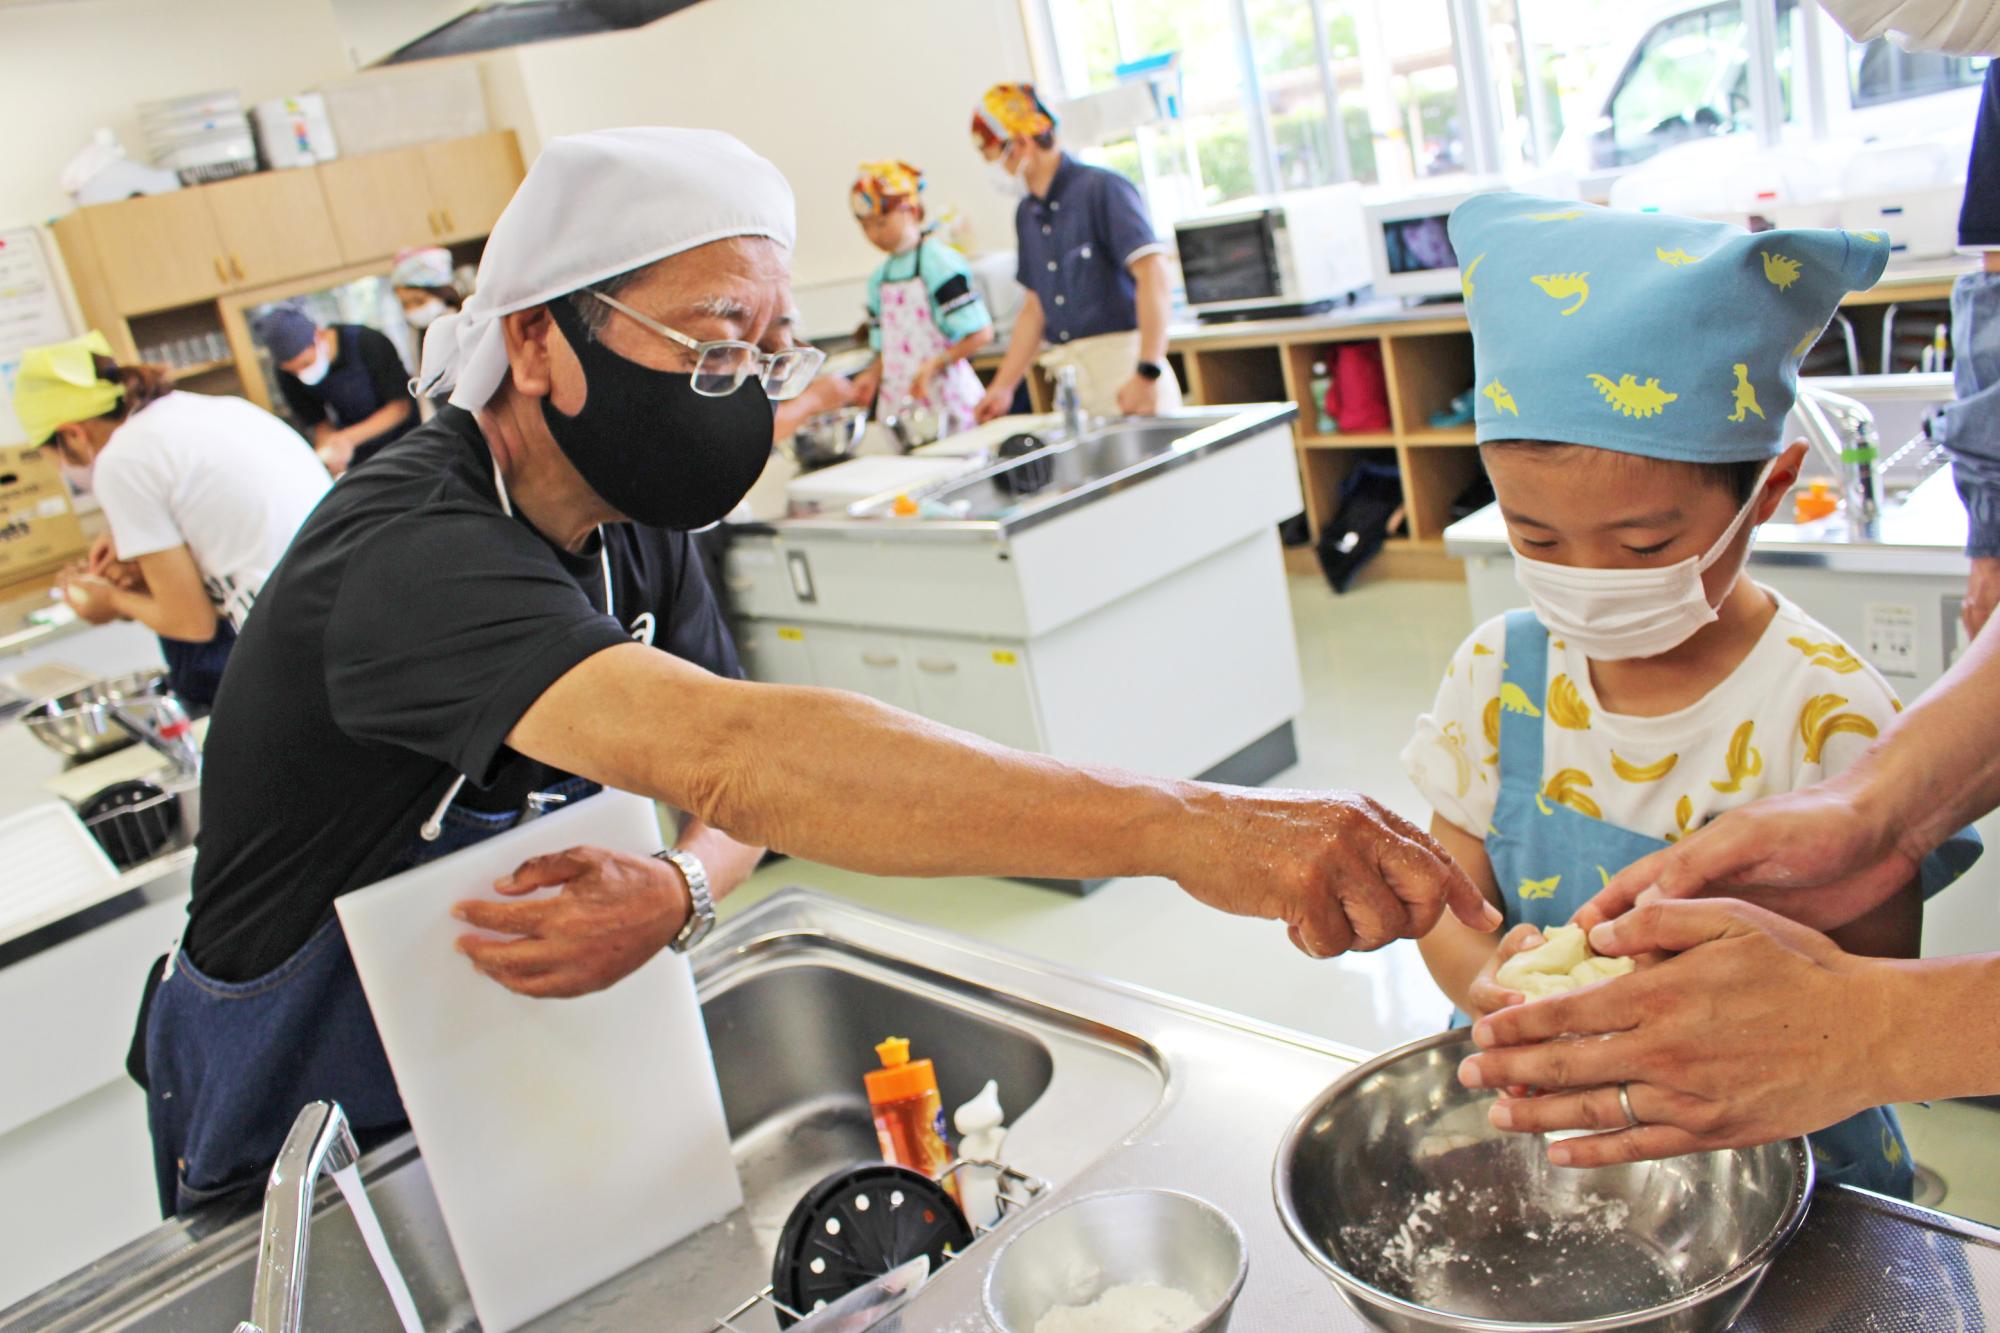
[139,774,601,1216]
[1485,609,1915,1199]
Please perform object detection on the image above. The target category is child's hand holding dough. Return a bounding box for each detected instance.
[1494,923,1636,998]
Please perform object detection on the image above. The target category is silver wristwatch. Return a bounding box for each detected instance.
[656,848,715,953]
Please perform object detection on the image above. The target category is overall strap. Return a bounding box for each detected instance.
[1497,609,1550,795]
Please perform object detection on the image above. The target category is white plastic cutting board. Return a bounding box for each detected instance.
[335,790,742,1332]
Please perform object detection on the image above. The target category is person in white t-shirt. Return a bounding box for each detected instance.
[11,332,331,702]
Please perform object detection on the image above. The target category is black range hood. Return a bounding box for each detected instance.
[380,0,709,64]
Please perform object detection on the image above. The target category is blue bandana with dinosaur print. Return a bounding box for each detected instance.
[1448,191,1891,463]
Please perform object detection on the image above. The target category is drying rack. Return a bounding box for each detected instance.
[704,1158,1048,1331]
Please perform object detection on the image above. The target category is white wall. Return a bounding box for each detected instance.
[505,0,1038,289]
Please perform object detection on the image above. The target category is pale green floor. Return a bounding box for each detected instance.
[725,572,2000,1226]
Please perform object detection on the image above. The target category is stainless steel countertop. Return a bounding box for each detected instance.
[1446,466,1974,577]
[13,890,1998,1330]
[743,403,1298,545]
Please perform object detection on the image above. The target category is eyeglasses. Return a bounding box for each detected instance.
[589,290,825,400]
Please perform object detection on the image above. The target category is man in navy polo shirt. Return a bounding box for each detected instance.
[969,82,1182,424]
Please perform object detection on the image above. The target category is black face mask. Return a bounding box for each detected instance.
[541,295,774,529]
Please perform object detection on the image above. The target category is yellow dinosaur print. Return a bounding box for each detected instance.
[1665,794,1695,843]
[1882,1125,1905,1166]
[1711,721,1764,794]
[1461,253,1484,300]
[1801,694,1880,764]
[1655,247,1700,267]
[1728,363,1764,423]
[1786,636,1864,674]
[1498,682,1542,717]
[1526,209,1587,221]
[1611,751,1678,783]
[1597,866,1611,889]
[1857,230,1885,243]
[1518,875,1561,901]
[1483,380,1519,417]
[1547,674,1591,730]
[1792,327,1820,359]
[1437,722,1476,799]
[1587,373,1678,419]
[1481,696,1501,765]
[1537,768,1602,819]
[1762,251,1803,291]
[1531,272,1591,316]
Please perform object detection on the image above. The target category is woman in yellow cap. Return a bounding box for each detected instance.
[848,160,993,433]
[12,332,331,706]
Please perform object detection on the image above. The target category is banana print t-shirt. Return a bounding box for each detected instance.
[1402,588,1902,845]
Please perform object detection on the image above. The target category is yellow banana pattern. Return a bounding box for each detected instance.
[1481,696,1501,766]
[1655,247,1699,267]
[1728,363,1764,423]
[1539,768,1602,819]
[1665,794,1695,843]
[1483,380,1518,416]
[1587,373,1678,419]
[1436,722,1476,798]
[1611,750,1678,783]
[1546,674,1591,730]
[1762,251,1803,291]
[1531,272,1591,315]
[1518,875,1561,900]
[1499,682,1542,717]
[1800,693,1879,764]
[1711,720,1764,793]
[1461,252,1484,300]
[1786,636,1863,674]
[1472,643,1495,656]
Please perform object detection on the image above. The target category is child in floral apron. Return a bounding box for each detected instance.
[850,160,994,436]
[1401,193,1982,1199]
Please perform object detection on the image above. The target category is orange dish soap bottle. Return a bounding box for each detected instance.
[865,1036,956,1196]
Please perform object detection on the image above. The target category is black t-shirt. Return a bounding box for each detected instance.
[185,407,742,981]
[277,324,418,458]
[1961,63,2000,249]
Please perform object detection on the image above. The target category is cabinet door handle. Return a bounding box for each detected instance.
[861,652,900,668]
[915,658,958,674]
[441,208,456,233]
[724,576,755,591]
[212,256,229,284]
[426,210,441,236]
[229,253,245,281]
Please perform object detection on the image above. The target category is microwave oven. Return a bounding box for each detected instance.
[1173,183,1371,322]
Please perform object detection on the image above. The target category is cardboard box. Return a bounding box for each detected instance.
[0,446,86,584]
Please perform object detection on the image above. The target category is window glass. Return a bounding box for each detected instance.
[1596,1,1781,170]
[1849,41,1986,108]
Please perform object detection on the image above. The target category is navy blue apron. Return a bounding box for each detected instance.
[1483,609,1916,1199]
[139,774,599,1216]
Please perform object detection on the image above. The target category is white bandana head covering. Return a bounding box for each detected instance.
[416,126,797,411]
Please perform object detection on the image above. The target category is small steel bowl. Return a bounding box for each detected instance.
[22,669,170,761]
[1274,1030,1813,1331]
[790,407,869,469]
[983,1187,1247,1332]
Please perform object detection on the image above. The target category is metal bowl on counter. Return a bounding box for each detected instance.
[1273,1029,1813,1332]
[787,406,869,470]
[983,1188,1247,1332]
[21,668,171,761]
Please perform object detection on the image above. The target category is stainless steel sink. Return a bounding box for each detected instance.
[6,895,1164,1333]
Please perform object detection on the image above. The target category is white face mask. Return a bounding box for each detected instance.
[59,457,93,495]
[294,341,331,386]
[1510,459,1775,661]
[405,297,448,330]
[988,157,1027,201]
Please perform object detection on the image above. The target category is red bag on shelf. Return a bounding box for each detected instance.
[1327,343,1390,433]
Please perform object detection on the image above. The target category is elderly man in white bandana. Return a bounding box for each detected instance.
[135,128,1490,1217]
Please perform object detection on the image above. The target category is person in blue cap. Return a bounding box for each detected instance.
[252,305,416,475]
[1400,192,1983,1198]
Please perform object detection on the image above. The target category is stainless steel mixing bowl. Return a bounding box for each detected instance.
[790,407,869,469]
[21,668,170,761]
[1274,1030,1813,1332]
[983,1188,1247,1332]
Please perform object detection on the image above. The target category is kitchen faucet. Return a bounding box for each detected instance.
[1053,363,1087,440]
[1794,383,1883,540]
[235,1101,419,1333]
[102,693,201,782]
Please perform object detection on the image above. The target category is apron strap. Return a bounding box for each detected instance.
[1497,609,1550,796]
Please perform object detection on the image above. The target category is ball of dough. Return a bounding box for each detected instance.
[1493,923,1635,998]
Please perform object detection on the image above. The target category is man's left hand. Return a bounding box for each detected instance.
[1115,373,1160,418]
[453,845,691,997]
[1458,897,1896,1167]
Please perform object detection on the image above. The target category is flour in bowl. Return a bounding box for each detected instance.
[1033,1282,1208,1333]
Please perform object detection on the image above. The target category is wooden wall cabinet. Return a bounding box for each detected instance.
[203,170,343,287]
[423,131,524,243]
[320,129,524,262]
[74,190,230,315]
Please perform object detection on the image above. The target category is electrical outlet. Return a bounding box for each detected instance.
[1864,602,1918,677]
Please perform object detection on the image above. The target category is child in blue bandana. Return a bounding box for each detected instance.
[1401,193,1983,1198]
